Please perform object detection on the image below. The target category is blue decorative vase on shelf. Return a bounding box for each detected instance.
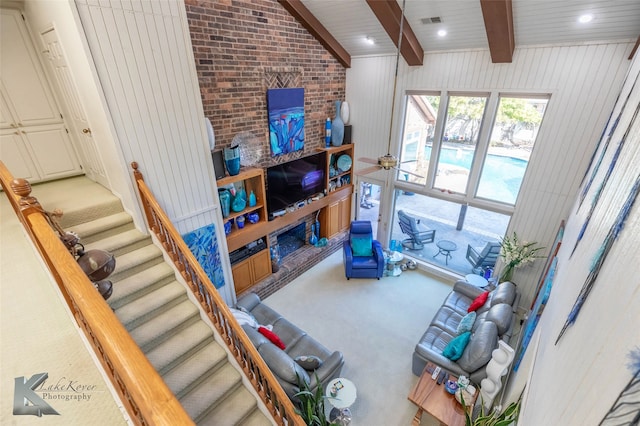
[224,146,241,176]
[218,189,231,218]
[249,190,257,207]
[331,100,344,147]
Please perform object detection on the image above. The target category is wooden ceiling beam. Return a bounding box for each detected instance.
[366,0,424,66]
[278,0,351,68]
[629,35,640,60]
[480,0,515,63]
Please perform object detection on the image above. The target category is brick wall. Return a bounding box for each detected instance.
[185,0,346,168]
[184,0,348,292]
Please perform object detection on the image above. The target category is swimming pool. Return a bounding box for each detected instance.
[426,146,527,204]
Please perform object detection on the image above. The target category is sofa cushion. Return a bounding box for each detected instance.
[468,291,490,312]
[490,282,517,306]
[457,321,498,373]
[272,318,307,349]
[486,303,514,335]
[457,312,476,335]
[430,306,464,335]
[443,331,472,361]
[294,355,323,371]
[351,235,373,256]
[258,341,309,385]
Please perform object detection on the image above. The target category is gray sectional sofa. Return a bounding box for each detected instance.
[236,293,344,400]
[412,280,520,384]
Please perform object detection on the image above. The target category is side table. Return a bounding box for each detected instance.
[408,363,475,426]
[326,378,357,425]
[385,250,404,277]
[433,240,457,266]
[464,274,488,288]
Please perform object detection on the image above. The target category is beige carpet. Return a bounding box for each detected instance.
[0,191,128,425]
[265,250,456,426]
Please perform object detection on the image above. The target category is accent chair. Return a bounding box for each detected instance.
[343,220,384,280]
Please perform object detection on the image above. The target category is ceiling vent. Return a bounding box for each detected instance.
[421,16,442,24]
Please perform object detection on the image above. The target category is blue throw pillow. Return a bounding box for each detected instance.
[351,235,373,256]
[443,331,472,361]
[457,312,476,335]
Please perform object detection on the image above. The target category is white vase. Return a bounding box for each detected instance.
[340,101,350,125]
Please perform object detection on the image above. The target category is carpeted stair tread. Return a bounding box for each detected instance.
[108,262,175,310]
[163,341,229,399]
[114,281,187,330]
[84,229,151,257]
[110,244,163,282]
[180,362,242,423]
[67,212,134,244]
[240,408,274,426]
[129,299,200,351]
[195,385,261,426]
[146,321,214,375]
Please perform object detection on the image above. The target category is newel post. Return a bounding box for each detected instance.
[131,162,155,231]
[11,178,44,217]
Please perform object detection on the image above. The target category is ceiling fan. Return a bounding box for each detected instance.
[356,0,424,180]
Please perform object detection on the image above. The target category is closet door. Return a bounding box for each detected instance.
[0,9,81,182]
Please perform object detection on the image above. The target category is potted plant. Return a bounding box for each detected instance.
[499,232,544,282]
[294,374,337,426]
[461,394,521,426]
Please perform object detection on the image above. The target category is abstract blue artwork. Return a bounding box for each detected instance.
[182,223,225,289]
[267,88,305,156]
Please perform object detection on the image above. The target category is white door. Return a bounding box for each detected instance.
[39,26,109,188]
[0,9,82,182]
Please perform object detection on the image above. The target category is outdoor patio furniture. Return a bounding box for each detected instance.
[434,240,457,265]
[398,210,436,250]
[466,241,501,273]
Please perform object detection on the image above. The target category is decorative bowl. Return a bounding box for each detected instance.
[445,380,458,395]
[247,212,259,223]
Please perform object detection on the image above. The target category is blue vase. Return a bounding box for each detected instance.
[218,189,231,218]
[249,190,257,207]
[331,101,344,147]
[224,146,241,176]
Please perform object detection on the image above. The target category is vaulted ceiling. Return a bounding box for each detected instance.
[279,0,640,68]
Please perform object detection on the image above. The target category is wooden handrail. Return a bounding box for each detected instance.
[0,161,193,426]
[131,162,304,426]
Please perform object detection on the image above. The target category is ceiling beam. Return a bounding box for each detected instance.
[480,0,515,63]
[278,0,351,68]
[366,0,424,66]
[630,35,640,60]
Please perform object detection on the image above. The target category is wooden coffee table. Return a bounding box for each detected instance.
[408,363,476,426]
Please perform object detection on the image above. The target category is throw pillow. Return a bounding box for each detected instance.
[457,311,477,335]
[258,326,286,350]
[294,355,323,371]
[442,331,472,361]
[351,235,373,256]
[468,291,490,313]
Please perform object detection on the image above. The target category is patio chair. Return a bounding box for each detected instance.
[466,241,501,273]
[397,210,436,250]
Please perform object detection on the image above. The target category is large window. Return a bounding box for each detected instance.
[394,91,549,276]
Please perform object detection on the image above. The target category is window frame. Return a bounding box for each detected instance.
[396,90,550,217]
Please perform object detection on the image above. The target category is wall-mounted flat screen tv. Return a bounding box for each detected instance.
[266,152,325,218]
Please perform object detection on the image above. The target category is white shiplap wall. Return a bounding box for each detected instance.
[74,0,218,234]
[518,52,640,425]
[346,42,633,306]
[74,1,233,302]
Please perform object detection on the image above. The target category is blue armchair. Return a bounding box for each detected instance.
[343,221,385,280]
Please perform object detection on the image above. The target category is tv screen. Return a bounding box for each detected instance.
[266,153,326,217]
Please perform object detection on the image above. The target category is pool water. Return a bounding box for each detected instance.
[426,146,527,204]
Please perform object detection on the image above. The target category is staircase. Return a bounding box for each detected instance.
[53,179,272,426]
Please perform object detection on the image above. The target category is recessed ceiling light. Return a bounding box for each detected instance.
[437,29,447,37]
[365,36,375,45]
[578,14,593,23]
